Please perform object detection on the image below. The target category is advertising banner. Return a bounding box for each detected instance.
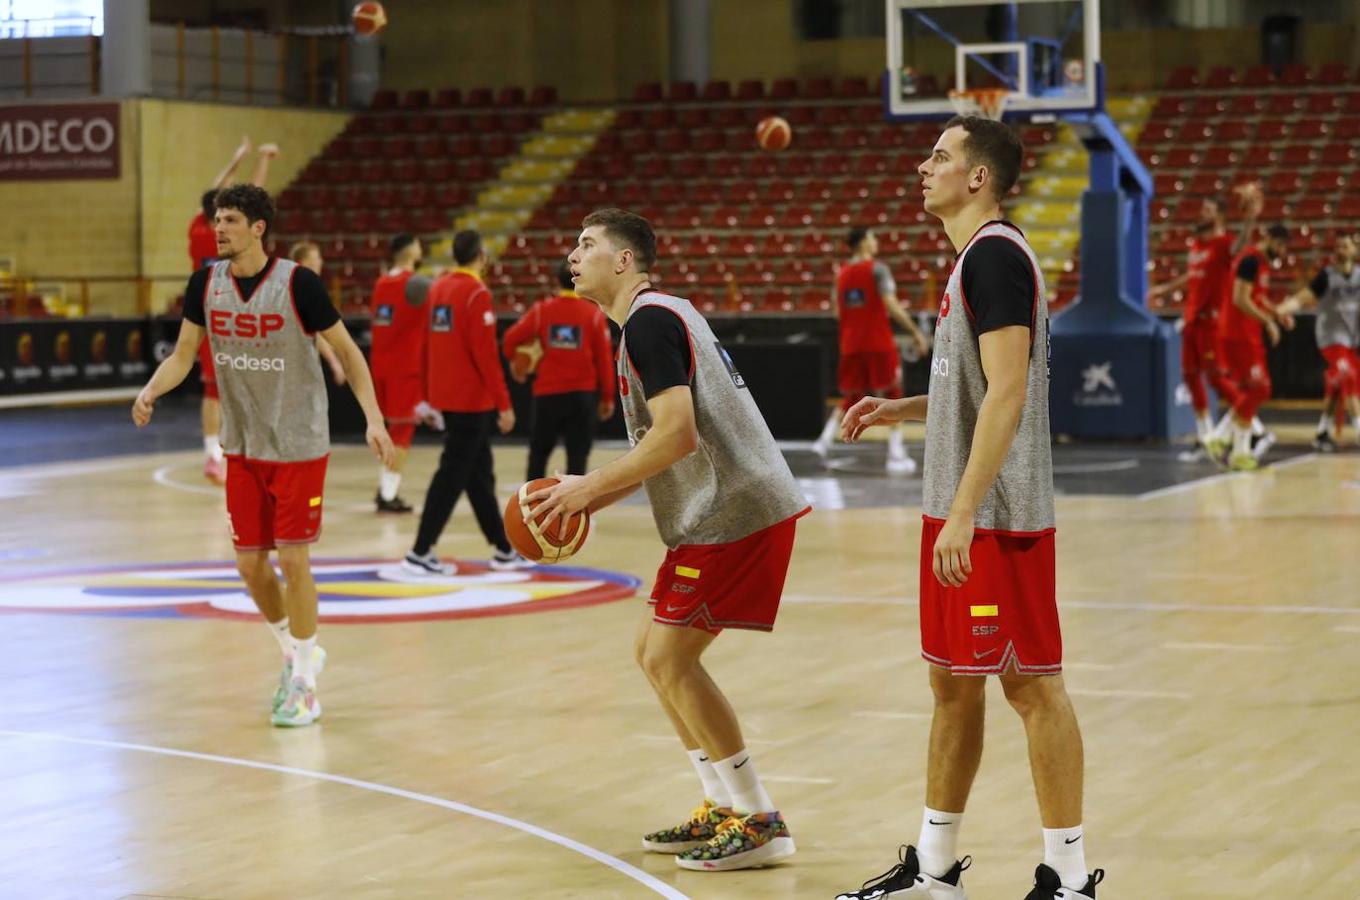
[0,102,121,181]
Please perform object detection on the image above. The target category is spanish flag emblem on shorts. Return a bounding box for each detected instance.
[675,565,701,579]
[969,605,999,617]
[309,496,322,507]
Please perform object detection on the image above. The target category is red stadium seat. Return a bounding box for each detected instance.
[1279,64,1310,86]
[1332,116,1360,139]
[1213,121,1251,142]
[496,86,525,106]
[1304,92,1340,114]
[701,80,732,101]
[465,87,494,107]
[1278,144,1316,167]
[838,77,871,98]
[1265,171,1302,195]
[1293,197,1331,221]
[1337,195,1360,218]
[1319,143,1356,166]
[1200,146,1238,169]
[1173,121,1210,144]
[633,82,663,102]
[1151,96,1186,119]
[1239,145,1276,168]
[668,81,697,101]
[1242,65,1274,88]
[1305,169,1345,193]
[770,77,798,99]
[736,79,765,100]
[804,77,835,99]
[402,89,430,109]
[370,89,398,110]
[1188,95,1225,117]
[1186,173,1223,196]
[1225,95,1262,117]
[1203,66,1238,89]
[1254,119,1288,142]
[529,86,557,106]
[1165,66,1199,89]
[1291,119,1329,140]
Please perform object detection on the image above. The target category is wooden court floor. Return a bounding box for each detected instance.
[0,439,1357,899]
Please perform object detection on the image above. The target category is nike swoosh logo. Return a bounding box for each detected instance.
[973,648,1000,660]
[734,757,750,769]
[1065,835,1082,844]
[928,819,953,826]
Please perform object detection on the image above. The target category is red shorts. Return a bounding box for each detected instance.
[919,515,1062,675]
[225,455,329,551]
[839,350,902,399]
[375,372,423,447]
[198,341,218,399]
[1220,337,1271,418]
[1321,344,1360,396]
[648,508,808,635]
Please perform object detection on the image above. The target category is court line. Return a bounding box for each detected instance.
[1135,452,1320,502]
[152,463,224,497]
[0,729,690,900]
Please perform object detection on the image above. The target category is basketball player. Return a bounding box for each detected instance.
[135,184,394,727]
[402,230,529,575]
[1277,233,1360,449]
[502,261,615,480]
[533,208,809,872]
[834,117,1102,899]
[1205,224,1291,471]
[812,226,931,473]
[288,240,348,387]
[368,234,435,511]
[191,137,278,485]
[1148,191,1261,454]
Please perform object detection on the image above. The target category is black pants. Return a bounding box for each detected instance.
[527,391,597,481]
[413,410,511,556]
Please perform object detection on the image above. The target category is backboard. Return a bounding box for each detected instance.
[884,0,1101,121]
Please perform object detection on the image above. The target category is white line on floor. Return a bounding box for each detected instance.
[152,463,225,497]
[1136,470,1244,501]
[0,729,689,899]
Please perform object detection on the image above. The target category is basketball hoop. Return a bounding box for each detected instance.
[948,88,1011,120]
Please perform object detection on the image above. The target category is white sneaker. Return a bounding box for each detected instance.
[886,454,918,475]
[402,551,457,576]
[811,439,830,460]
[835,846,969,899]
[1250,430,1276,461]
[490,549,535,571]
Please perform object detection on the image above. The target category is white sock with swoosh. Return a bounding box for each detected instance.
[712,749,775,814]
[917,806,963,878]
[687,748,732,807]
[1043,824,1087,890]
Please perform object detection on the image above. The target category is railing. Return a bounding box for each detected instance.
[0,15,100,39]
[0,274,192,319]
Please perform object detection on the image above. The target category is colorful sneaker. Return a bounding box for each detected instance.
[271,645,327,713]
[203,456,226,485]
[642,800,735,854]
[675,811,795,871]
[271,677,321,727]
[834,845,970,899]
[1023,864,1104,899]
[1228,450,1258,471]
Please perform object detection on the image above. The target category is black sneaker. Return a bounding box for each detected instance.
[1313,431,1338,452]
[1024,863,1104,899]
[834,845,970,899]
[400,551,456,576]
[375,492,414,513]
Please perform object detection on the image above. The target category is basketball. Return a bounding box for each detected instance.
[352,1,387,36]
[755,116,792,151]
[503,478,590,563]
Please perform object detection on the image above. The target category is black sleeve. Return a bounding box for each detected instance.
[623,305,692,399]
[1310,269,1329,297]
[960,236,1036,335]
[182,267,210,326]
[1235,255,1260,283]
[290,266,342,333]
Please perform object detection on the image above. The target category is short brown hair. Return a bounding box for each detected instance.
[215,183,275,236]
[943,115,1023,200]
[288,240,321,263]
[581,207,656,271]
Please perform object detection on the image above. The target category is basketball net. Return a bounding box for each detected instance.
[947,88,1011,121]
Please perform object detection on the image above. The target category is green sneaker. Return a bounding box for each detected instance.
[675,810,796,871]
[272,645,327,713]
[642,801,735,854]
[270,678,322,727]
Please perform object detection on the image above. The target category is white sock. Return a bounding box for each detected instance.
[1042,825,1088,890]
[1195,413,1212,443]
[1232,423,1252,457]
[204,435,223,462]
[1212,411,1234,441]
[687,748,732,807]
[916,806,963,878]
[1318,410,1333,434]
[1250,416,1265,437]
[291,634,318,686]
[887,425,906,459]
[712,749,776,814]
[267,617,291,659]
[815,409,839,446]
[379,468,401,502]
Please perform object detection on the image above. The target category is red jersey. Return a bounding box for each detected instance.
[1219,246,1270,346]
[501,291,614,398]
[425,268,510,413]
[188,213,217,270]
[836,259,897,354]
[369,269,426,379]
[1184,232,1234,321]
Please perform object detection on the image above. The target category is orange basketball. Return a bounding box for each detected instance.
[755,116,792,151]
[352,1,387,36]
[503,478,591,563]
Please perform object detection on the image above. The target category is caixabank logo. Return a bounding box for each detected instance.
[0,559,640,623]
